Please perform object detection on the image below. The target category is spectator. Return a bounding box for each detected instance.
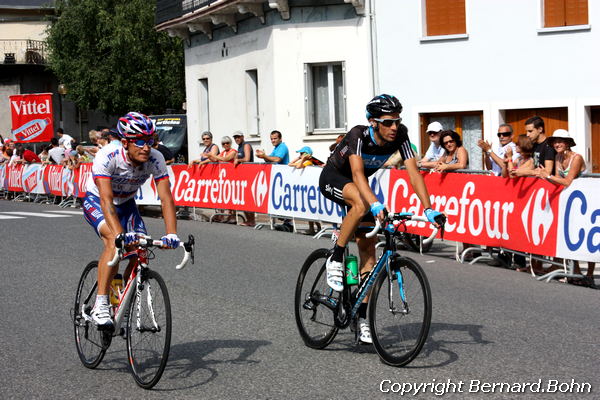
[289,146,323,235]
[501,134,535,178]
[535,129,594,286]
[48,137,65,164]
[418,121,445,169]
[434,130,469,172]
[329,134,345,153]
[288,146,324,169]
[8,147,21,166]
[152,134,175,164]
[233,131,254,166]
[56,127,75,150]
[38,144,50,163]
[190,131,219,166]
[0,143,7,163]
[478,123,519,176]
[15,144,41,164]
[207,136,237,163]
[523,116,555,176]
[75,145,93,163]
[256,130,289,164]
[232,132,256,226]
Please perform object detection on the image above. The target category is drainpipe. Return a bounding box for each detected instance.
[368,0,379,96]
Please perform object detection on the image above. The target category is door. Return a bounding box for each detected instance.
[591,107,600,173]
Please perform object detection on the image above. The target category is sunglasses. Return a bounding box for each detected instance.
[222,142,231,145]
[128,138,154,148]
[428,131,440,136]
[443,140,456,146]
[497,132,512,138]
[374,117,402,127]
[202,137,211,141]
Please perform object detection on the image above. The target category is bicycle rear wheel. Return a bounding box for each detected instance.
[73,261,110,368]
[126,269,171,389]
[294,248,339,349]
[369,256,432,366]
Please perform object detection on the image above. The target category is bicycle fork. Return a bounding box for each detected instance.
[387,255,409,315]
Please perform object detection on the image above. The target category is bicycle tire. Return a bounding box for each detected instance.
[126,269,172,389]
[369,256,432,367]
[73,261,110,368]
[294,248,339,349]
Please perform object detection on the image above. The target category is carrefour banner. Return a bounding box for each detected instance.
[9,93,54,143]
[170,163,271,213]
[388,169,563,258]
[556,178,600,262]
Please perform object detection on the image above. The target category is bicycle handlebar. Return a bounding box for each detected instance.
[365,214,442,244]
[107,234,195,270]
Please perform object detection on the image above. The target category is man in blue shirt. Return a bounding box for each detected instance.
[256,130,289,164]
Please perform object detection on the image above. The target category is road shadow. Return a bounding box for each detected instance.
[155,339,271,391]
[320,322,491,368]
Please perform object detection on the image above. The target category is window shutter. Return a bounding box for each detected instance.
[425,0,466,36]
[565,0,588,26]
[544,0,565,27]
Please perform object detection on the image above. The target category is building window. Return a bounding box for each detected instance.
[424,0,466,37]
[504,107,568,138]
[420,111,483,169]
[304,62,346,134]
[544,0,588,27]
[245,69,260,136]
[199,78,209,132]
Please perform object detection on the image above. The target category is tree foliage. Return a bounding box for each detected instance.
[46,0,185,115]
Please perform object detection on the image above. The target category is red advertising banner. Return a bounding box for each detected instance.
[387,170,563,256]
[9,93,54,143]
[6,164,24,192]
[43,164,64,196]
[73,163,93,198]
[170,163,272,213]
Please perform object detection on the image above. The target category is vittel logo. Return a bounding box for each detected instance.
[11,99,51,115]
[251,171,268,207]
[521,188,554,245]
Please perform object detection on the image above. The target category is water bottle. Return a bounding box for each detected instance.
[110,273,123,306]
[345,255,359,285]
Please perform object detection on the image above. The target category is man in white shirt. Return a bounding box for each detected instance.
[48,137,65,164]
[57,128,75,150]
[477,123,519,176]
[418,121,445,169]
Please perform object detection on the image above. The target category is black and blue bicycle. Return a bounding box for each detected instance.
[294,213,444,366]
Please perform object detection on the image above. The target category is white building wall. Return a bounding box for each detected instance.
[183,10,372,163]
[375,0,600,163]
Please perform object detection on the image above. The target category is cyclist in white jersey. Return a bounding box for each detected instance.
[82,112,180,329]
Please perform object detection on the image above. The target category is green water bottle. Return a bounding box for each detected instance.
[345,254,359,285]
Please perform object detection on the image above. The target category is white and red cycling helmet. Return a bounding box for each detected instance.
[117,112,155,139]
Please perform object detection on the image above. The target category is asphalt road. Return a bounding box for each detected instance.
[0,200,598,399]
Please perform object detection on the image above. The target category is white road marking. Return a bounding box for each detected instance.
[46,210,84,215]
[0,215,26,219]
[0,211,72,218]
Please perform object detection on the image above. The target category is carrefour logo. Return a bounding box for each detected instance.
[251,171,268,207]
[521,188,553,245]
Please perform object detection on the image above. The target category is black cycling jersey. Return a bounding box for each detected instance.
[327,124,414,178]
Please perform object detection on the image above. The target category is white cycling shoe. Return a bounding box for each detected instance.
[358,318,373,344]
[91,303,114,330]
[326,256,344,292]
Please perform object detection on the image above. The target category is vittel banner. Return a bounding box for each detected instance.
[268,165,344,223]
[9,93,54,143]
[6,164,24,192]
[387,169,562,256]
[43,164,65,196]
[556,178,600,262]
[22,164,46,194]
[170,163,271,213]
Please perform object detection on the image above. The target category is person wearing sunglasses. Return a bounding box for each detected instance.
[477,124,519,176]
[434,130,469,172]
[418,121,445,169]
[190,131,220,166]
[319,94,444,344]
[82,112,180,329]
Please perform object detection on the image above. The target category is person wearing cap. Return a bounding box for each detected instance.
[256,130,289,164]
[232,131,254,166]
[537,129,586,186]
[288,146,323,169]
[477,124,519,176]
[418,121,445,169]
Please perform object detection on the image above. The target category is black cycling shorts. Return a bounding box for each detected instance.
[319,164,375,225]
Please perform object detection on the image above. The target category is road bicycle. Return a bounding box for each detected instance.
[73,234,195,389]
[295,213,444,366]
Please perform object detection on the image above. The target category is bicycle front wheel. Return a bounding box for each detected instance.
[73,261,110,368]
[369,256,432,367]
[294,248,339,349]
[126,269,172,389]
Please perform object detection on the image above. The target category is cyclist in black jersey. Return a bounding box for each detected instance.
[319,94,443,343]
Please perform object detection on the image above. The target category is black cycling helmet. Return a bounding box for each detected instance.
[365,94,403,119]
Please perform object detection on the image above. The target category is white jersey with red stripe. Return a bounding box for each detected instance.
[86,145,169,205]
